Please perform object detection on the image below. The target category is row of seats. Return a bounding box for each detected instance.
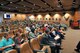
[6,35,46,53]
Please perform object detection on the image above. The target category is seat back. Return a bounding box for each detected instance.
[6,49,17,53]
[30,38,40,50]
[20,42,33,53]
[37,35,43,44]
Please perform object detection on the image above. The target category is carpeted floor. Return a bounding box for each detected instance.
[62,28,80,53]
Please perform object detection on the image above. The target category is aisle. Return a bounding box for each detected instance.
[62,28,80,53]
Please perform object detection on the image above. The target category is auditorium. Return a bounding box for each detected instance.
[0,0,80,53]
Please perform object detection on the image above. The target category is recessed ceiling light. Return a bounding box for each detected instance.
[9,8,11,10]
[73,2,75,3]
[1,4,3,6]
[21,0,24,1]
[16,7,17,8]
[24,6,26,7]
[34,4,35,6]
[10,2,12,3]
[50,7,51,8]
[45,3,47,4]
[57,5,60,7]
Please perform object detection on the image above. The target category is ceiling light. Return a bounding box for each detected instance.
[41,7,42,8]
[9,8,11,10]
[45,3,47,4]
[1,4,3,6]
[50,7,51,8]
[10,2,12,3]
[73,2,75,3]
[24,6,26,7]
[57,5,60,7]
[34,4,35,6]
[16,7,17,8]
[21,0,24,1]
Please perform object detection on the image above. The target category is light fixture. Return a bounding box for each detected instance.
[16,7,17,8]
[21,0,24,1]
[57,5,60,7]
[34,4,35,6]
[73,2,75,3]
[1,4,3,6]
[41,7,42,9]
[50,7,51,8]
[9,8,11,10]
[24,6,26,7]
[10,2,12,3]
[45,3,47,4]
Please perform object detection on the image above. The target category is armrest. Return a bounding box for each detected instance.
[33,50,45,53]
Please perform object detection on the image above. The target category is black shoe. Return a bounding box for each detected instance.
[74,49,79,52]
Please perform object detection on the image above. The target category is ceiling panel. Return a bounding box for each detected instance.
[7,3,24,8]
[18,1,39,9]
[43,0,54,7]
[6,0,19,2]
[0,0,79,14]
[75,0,80,5]
[27,0,49,8]
[61,0,73,6]
[0,1,9,5]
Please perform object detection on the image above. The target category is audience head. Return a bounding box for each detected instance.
[4,32,10,39]
[18,28,23,33]
[16,32,21,37]
[45,29,50,34]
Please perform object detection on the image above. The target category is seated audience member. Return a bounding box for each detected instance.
[41,28,61,53]
[35,28,42,35]
[1,25,5,32]
[28,31,36,39]
[20,34,28,44]
[13,32,22,45]
[18,28,23,34]
[75,41,80,52]
[28,25,36,38]
[25,24,31,33]
[0,35,4,53]
[41,29,55,45]
[50,27,56,38]
[2,33,15,52]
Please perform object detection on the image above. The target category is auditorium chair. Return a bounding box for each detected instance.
[5,49,17,53]
[30,38,51,53]
[20,42,33,53]
[37,35,43,44]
